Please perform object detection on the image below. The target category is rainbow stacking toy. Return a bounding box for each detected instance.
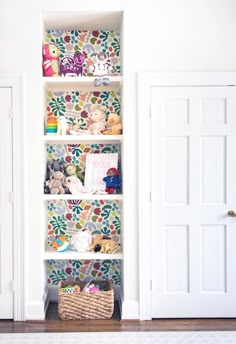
[46,117,57,135]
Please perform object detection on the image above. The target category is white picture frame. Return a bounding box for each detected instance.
[84,153,118,191]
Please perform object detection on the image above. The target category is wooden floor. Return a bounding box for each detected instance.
[1,302,236,333]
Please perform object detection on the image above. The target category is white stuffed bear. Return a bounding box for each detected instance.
[57,116,68,135]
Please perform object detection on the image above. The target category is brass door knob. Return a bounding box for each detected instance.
[228,210,236,217]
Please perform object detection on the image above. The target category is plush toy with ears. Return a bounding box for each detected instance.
[103,113,122,135]
[87,104,107,135]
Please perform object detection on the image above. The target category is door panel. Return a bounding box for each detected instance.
[0,87,13,319]
[151,86,236,318]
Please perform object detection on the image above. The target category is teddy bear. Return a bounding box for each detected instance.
[87,104,107,135]
[103,113,122,135]
[48,171,66,194]
[89,235,119,254]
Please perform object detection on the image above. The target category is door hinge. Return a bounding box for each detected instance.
[150,192,152,202]
[9,192,14,204]
[149,108,151,118]
[150,280,152,291]
[8,107,13,120]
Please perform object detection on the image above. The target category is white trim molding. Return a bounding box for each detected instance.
[0,76,24,321]
[138,72,236,320]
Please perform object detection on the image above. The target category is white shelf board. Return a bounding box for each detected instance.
[43,135,123,144]
[43,194,123,201]
[43,246,123,260]
[42,76,122,91]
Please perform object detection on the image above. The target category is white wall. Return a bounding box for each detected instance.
[0,0,236,319]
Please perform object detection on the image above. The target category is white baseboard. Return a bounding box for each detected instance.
[120,299,139,320]
[25,301,46,320]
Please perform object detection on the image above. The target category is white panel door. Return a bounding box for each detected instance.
[0,88,13,318]
[151,86,236,318]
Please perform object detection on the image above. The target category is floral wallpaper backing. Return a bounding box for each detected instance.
[46,143,121,183]
[46,90,121,132]
[45,30,120,76]
[47,200,121,245]
[48,259,121,286]
[45,30,121,287]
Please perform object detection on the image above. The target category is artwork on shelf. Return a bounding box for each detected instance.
[44,30,120,77]
[84,153,118,192]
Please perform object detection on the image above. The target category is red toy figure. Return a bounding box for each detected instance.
[103,167,121,194]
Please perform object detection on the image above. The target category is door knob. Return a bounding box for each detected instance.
[228,210,236,217]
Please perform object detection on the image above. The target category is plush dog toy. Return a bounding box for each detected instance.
[89,235,118,254]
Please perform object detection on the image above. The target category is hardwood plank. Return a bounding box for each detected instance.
[1,302,236,333]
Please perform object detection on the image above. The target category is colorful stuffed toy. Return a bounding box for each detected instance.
[103,113,122,135]
[103,167,121,194]
[42,43,60,77]
[60,51,85,76]
[88,52,113,86]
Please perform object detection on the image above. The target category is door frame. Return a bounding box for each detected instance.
[0,77,24,320]
[138,72,236,320]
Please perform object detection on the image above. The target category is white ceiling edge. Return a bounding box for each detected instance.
[43,11,123,31]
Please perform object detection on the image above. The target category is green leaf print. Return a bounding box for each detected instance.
[112,216,121,235]
[101,205,112,220]
[49,270,67,285]
[72,205,83,215]
[100,31,109,42]
[49,97,66,116]
[112,97,121,115]
[72,260,82,269]
[100,92,109,102]
[112,271,121,285]
[50,216,67,235]
[111,38,120,57]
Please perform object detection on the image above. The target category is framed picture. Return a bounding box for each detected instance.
[84,153,118,191]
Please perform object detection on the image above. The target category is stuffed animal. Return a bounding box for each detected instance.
[47,159,65,180]
[89,235,118,254]
[52,235,69,252]
[103,113,122,135]
[88,52,113,86]
[64,175,90,195]
[87,104,107,135]
[103,167,121,194]
[65,164,84,182]
[57,116,68,135]
[70,229,92,252]
[60,51,85,76]
[42,43,60,77]
[48,171,66,194]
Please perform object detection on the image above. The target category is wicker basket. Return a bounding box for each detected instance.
[58,280,114,320]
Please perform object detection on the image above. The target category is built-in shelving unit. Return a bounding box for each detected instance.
[41,10,124,315]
